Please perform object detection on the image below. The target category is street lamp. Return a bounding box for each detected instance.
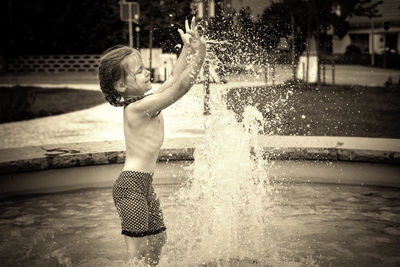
[135,26,140,49]
[383,21,390,69]
[119,0,140,48]
[192,0,215,115]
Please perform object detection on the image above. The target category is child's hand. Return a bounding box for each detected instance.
[178,17,206,52]
[178,17,196,47]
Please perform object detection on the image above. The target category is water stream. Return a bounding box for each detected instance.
[162,85,273,265]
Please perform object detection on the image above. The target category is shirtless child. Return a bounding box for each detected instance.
[97,17,206,265]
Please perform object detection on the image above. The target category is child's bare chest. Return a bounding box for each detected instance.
[124,113,164,151]
[145,113,164,144]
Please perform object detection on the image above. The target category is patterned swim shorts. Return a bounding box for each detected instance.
[112,170,166,237]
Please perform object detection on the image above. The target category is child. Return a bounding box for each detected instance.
[97,17,206,265]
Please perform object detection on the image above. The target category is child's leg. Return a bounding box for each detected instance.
[147,231,167,266]
[124,235,148,263]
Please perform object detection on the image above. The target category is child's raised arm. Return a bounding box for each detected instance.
[126,17,206,119]
[157,17,197,92]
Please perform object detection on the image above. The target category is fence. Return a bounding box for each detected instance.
[322,54,400,70]
[5,55,101,73]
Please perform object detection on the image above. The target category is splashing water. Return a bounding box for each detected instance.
[160,85,278,266]
[156,18,302,265]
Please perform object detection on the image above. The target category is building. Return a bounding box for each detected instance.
[332,0,400,55]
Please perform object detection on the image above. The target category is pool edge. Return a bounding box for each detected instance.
[0,136,399,174]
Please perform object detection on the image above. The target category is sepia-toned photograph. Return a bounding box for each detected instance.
[0,0,399,266]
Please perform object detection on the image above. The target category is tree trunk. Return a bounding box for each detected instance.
[315,32,321,85]
[291,14,296,81]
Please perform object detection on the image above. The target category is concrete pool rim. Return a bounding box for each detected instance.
[1,135,399,174]
[1,136,399,198]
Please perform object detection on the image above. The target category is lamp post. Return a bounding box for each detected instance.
[383,21,390,69]
[192,0,215,115]
[119,1,140,48]
[290,12,296,81]
[135,26,140,49]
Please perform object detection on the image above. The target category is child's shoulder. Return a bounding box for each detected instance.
[124,101,141,115]
[124,100,143,119]
[124,97,158,122]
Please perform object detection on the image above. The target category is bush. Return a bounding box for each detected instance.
[345,44,361,55]
[384,76,400,89]
[322,53,400,69]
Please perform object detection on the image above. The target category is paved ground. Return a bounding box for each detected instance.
[1,64,399,87]
[0,83,206,149]
[0,64,399,150]
[0,81,262,149]
[0,72,269,149]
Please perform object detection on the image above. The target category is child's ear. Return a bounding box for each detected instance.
[115,80,127,93]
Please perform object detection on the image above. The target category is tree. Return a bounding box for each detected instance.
[0,0,193,55]
[1,0,126,54]
[259,0,382,83]
[136,0,192,52]
[205,6,269,73]
[257,3,292,53]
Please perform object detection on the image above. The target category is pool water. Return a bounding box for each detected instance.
[0,182,399,266]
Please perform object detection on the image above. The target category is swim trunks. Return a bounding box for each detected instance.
[112,170,166,237]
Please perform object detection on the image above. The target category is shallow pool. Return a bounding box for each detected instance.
[1,180,399,266]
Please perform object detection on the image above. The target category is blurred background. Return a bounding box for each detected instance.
[0,0,399,145]
[1,0,399,69]
[1,3,400,267]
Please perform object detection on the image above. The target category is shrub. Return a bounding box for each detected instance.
[345,44,361,55]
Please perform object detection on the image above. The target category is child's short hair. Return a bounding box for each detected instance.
[98,45,141,107]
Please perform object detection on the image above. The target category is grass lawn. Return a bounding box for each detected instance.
[0,86,105,123]
[226,82,400,138]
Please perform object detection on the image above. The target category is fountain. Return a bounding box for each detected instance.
[0,13,400,267]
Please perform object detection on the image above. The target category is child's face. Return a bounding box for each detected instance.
[123,54,152,95]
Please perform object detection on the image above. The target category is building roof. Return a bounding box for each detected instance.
[349,0,400,27]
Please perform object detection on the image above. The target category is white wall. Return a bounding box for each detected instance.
[333,31,398,55]
[156,54,177,82]
[369,33,385,54]
[332,35,351,54]
[296,55,318,83]
[397,33,400,53]
[140,48,163,68]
